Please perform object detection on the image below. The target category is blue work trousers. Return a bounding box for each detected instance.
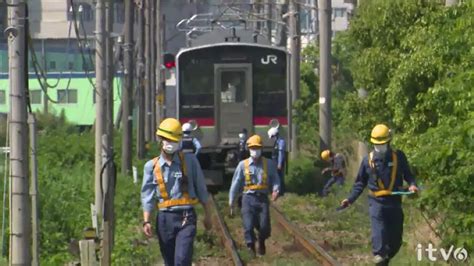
[241,193,271,244]
[156,209,197,266]
[322,175,345,196]
[278,169,285,196]
[369,199,404,259]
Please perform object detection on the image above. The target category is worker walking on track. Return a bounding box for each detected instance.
[321,149,346,196]
[268,127,286,196]
[180,122,202,156]
[229,134,280,257]
[340,124,419,266]
[141,118,212,266]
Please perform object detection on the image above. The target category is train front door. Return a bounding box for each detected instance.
[215,64,252,145]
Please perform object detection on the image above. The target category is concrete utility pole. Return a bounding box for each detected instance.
[137,1,146,159]
[318,0,331,151]
[150,0,157,141]
[94,0,106,233]
[105,0,114,152]
[8,0,31,264]
[155,0,163,124]
[122,0,134,174]
[144,0,152,142]
[289,0,301,159]
[28,114,39,266]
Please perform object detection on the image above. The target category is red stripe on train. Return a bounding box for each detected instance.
[253,116,288,126]
[179,118,215,126]
[180,117,288,127]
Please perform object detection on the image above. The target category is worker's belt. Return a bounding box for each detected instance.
[153,153,199,209]
[244,158,268,192]
[159,207,195,213]
[369,189,395,197]
[157,198,199,209]
[245,191,268,197]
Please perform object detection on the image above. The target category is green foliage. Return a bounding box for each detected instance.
[295,0,474,252]
[285,156,324,195]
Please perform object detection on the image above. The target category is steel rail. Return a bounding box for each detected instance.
[270,204,341,266]
[208,195,243,266]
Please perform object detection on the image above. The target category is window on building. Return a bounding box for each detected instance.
[49,61,56,70]
[333,8,346,18]
[57,89,78,104]
[0,90,5,105]
[29,90,42,104]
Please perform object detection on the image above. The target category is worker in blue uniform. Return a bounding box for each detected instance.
[321,150,346,196]
[141,118,212,266]
[340,124,418,266]
[180,122,202,156]
[229,135,280,257]
[268,127,286,196]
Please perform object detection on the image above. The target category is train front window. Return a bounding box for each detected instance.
[220,71,246,103]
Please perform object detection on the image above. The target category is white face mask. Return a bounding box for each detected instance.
[249,149,261,159]
[374,144,388,153]
[162,140,180,154]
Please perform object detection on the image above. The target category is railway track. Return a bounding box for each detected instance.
[208,193,340,266]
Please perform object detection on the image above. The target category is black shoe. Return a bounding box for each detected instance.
[257,240,266,256]
[247,243,256,257]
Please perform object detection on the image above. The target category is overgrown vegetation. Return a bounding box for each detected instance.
[292,0,473,254]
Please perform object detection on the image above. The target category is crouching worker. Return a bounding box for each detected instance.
[340,124,418,266]
[141,118,212,266]
[229,135,280,257]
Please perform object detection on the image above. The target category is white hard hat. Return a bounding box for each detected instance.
[267,127,279,138]
[182,123,193,132]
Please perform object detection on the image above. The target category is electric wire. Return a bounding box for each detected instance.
[70,0,98,92]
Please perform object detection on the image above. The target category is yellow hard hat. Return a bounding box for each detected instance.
[246,135,263,148]
[156,118,183,142]
[321,150,331,161]
[370,124,391,144]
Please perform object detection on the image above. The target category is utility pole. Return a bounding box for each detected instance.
[8,0,31,264]
[94,0,106,237]
[289,0,300,159]
[28,114,39,266]
[101,1,114,264]
[122,0,134,174]
[155,0,163,124]
[137,1,146,159]
[144,0,152,143]
[318,0,331,151]
[150,0,157,141]
[105,0,114,152]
